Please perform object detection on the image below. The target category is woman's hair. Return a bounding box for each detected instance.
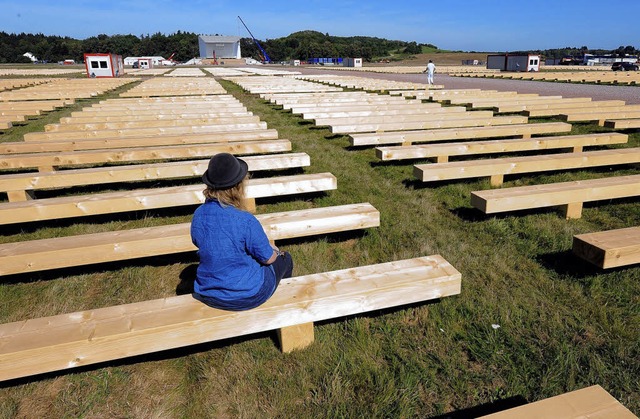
[203,175,248,210]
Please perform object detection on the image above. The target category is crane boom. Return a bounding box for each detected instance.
[238,16,270,63]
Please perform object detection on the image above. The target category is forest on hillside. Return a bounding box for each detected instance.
[0,30,637,64]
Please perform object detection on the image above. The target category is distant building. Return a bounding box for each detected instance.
[84,53,124,78]
[198,35,242,59]
[343,58,363,68]
[123,56,166,66]
[487,54,540,72]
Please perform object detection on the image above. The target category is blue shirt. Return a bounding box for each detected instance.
[190,199,275,301]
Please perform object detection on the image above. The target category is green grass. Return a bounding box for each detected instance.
[0,78,638,418]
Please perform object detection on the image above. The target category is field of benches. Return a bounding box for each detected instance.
[0,68,637,417]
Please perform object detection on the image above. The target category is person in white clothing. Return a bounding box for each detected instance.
[425,60,436,85]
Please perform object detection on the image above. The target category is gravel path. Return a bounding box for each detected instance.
[295,68,640,104]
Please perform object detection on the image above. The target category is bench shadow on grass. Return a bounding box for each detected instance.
[429,395,528,419]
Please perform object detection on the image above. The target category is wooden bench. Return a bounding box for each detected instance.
[23,122,269,142]
[470,174,640,219]
[0,202,380,276]
[331,115,529,134]
[44,115,262,132]
[0,139,292,171]
[524,100,627,117]
[477,385,636,419]
[561,108,640,125]
[303,105,465,120]
[0,129,280,154]
[414,148,640,186]
[0,152,311,202]
[289,103,425,115]
[573,226,640,269]
[604,118,640,130]
[0,255,460,381]
[59,111,255,124]
[495,97,593,113]
[350,122,572,147]
[314,110,495,127]
[376,133,629,162]
[0,173,337,224]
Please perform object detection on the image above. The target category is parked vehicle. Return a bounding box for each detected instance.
[612,62,639,71]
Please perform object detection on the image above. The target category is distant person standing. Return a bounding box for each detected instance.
[425,60,436,85]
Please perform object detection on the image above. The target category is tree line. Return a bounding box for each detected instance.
[0,30,434,64]
[2,30,636,65]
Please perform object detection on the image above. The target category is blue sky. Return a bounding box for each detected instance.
[1,0,638,52]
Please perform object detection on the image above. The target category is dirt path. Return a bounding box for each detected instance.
[294,67,640,104]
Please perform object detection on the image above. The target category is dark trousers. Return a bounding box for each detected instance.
[194,252,294,311]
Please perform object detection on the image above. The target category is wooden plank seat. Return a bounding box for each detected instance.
[573,226,640,269]
[0,139,291,172]
[281,99,422,110]
[290,102,427,115]
[43,115,262,132]
[350,122,573,147]
[561,107,640,125]
[23,122,269,142]
[69,107,249,118]
[603,118,640,130]
[415,148,640,186]
[376,132,629,162]
[0,99,73,111]
[302,105,465,120]
[0,255,460,381]
[314,110,495,127]
[59,111,255,124]
[77,104,249,113]
[494,97,594,113]
[0,119,12,129]
[331,115,529,134]
[0,173,337,225]
[0,152,311,202]
[470,174,640,219]
[442,93,541,105]
[524,100,627,117]
[477,385,636,419]
[0,202,380,276]
[0,129,280,154]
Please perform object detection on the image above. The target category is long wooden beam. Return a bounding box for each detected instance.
[376,133,628,161]
[414,148,640,186]
[0,255,460,381]
[350,122,572,147]
[0,173,337,224]
[470,174,640,219]
[0,153,311,201]
[573,226,640,269]
[0,139,291,170]
[0,203,380,276]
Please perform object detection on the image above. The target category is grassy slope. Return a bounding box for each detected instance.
[0,78,638,418]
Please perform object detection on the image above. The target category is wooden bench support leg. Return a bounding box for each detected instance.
[401,140,412,147]
[522,133,532,139]
[7,190,35,202]
[562,202,583,219]
[572,145,583,153]
[38,166,56,173]
[490,174,504,187]
[277,322,315,353]
[433,155,449,163]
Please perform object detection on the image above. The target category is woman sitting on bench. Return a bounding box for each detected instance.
[191,153,294,310]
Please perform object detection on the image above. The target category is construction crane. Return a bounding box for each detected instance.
[238,16,271,63]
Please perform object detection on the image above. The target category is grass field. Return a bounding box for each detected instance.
[0,77,638,418]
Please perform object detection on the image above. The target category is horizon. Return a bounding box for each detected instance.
[1,0,638,52]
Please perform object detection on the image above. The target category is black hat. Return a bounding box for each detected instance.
[202,153,248,189]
